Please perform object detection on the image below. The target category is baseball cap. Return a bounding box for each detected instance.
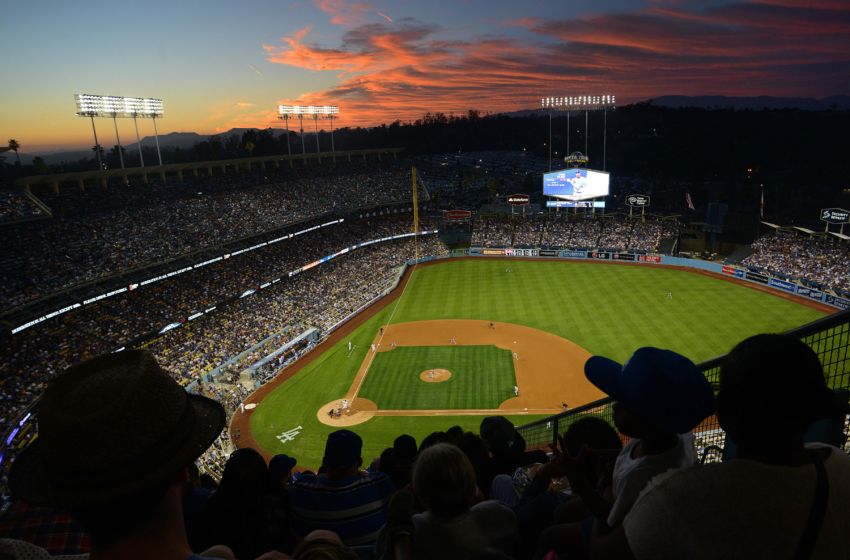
[323,429,363,469]
[270,454,298,478]
[584,347,716,434]
[480,416,517,451]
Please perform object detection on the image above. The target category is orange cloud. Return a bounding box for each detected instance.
[262,2,850,129]
[314,0,373,26]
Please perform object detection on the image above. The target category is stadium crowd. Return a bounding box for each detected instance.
[0,160,424,310]
[0,188,46,224]
[471,214,678,253]
[0,213,446,438]
[742,230,850,293]
[2,333,847,560]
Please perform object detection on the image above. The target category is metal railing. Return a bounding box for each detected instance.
[516,309,850,461]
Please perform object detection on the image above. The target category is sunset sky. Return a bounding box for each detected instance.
[2,0,848,152]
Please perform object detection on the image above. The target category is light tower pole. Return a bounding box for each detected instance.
[88,114,103,170]
[111,113,125,169]
[277,112,293,165]
[75,94,164,171]
[279,104,340,164]
[540,95,615,167]
[151,114,163,166]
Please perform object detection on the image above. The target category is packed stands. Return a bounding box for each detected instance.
[742,229,850,293]
[0,160,424,310]
[0,212,445,437]
[471,214,678,253]
[0,188,46,224]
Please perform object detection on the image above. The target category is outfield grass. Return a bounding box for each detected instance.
[250,258,826,467]
[359,345,516,409]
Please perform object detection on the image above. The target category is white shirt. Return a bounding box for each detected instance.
[607,433,696,527]
[623,444,850,559]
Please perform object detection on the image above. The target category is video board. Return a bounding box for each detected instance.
[543,168,610,201]
[546,200,606,208]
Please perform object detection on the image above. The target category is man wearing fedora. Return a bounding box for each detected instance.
[8,350,233,560]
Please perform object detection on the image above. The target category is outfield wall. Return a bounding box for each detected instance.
[463,247,849,310]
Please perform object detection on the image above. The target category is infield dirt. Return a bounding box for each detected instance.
[316,319,603,427]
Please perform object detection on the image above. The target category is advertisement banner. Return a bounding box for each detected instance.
[820,208,850,225]
[589,251,611,260]
[638,254,662,263]
[483,249,506,255]
[507,194,530,206]
[825,295,850,310]
[444,209,472,220]
[745,271,769,284]
[795,286,825,301]
[560,250,587,258]
[539,249,559,257]
[626,194,651,207]
[612,252,636,261]
[721,265,744,278]
[505,248,538,257]
[768,278,797,293]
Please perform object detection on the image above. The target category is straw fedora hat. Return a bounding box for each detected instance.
[9,350,226,508]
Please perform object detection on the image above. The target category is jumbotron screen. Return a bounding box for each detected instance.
[543,168,610,201]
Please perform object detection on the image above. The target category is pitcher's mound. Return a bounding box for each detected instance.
[419,369,452,383]
[317,398,378,427]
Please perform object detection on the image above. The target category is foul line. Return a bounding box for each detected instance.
[350,262,419,401]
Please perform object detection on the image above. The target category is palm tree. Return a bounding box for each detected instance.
[8,139,21,165]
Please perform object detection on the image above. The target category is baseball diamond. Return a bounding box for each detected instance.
[238,257,826,467]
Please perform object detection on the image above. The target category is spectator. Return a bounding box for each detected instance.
[7,350,230,560]
[479,416,548,497]
[288,429,395,545]
[377,434,418,490]
[408,442,521,560]
[594,334,850,559]
[534,347,715,559]
[191,448,296,559]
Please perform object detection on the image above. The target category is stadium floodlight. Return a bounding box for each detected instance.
[74,94,165,168]
[75,94,164,118]
[278,104,340,160]
[540,95,616,110]
[539,94,616,172]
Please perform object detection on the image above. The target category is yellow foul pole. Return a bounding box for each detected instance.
[412,166,420,261]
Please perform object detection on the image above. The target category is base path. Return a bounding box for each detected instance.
[318,319,604,427]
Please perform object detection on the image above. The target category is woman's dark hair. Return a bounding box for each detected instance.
[413,443,477,518]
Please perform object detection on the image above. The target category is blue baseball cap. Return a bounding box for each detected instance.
[584,347,716,434]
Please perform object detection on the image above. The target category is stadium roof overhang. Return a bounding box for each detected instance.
[793,226,817,235]
[14,148,405,191]
[829,231,850,241]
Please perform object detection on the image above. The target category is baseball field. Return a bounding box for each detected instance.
[238,258,828,468]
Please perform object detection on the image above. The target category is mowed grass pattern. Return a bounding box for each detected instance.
[388,260,825,364]
[251,258,827,467]
[359,345,516,409]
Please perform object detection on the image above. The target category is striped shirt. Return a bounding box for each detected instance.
[287,471,395,545]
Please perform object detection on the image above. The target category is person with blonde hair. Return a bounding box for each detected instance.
[409,443,520,559]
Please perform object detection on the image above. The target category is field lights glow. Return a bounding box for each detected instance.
[540,95,616,109]
[75,94,164,118]
[278,105,340,115]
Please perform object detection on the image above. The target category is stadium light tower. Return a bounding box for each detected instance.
[279,105,308,160]
[277,106,295,163]
[540,95,616,171]
[279,105,340,161]
[75,94,165,169]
